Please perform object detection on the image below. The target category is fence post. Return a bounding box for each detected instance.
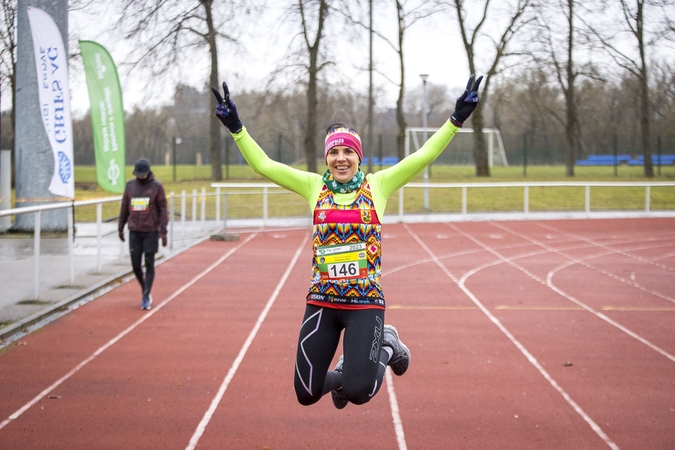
[225,138,230,180]
[201,187,206,223]
[523,133,528,177]
[173,136,177,182]
[68,203,74,286]
[524,185,529,215]
[192,189,197,224]
[398,188,404,220]
[657,135,662,176]
[585,185,591,217]
[613,133,618,177]
[216,187,221,222]
[170,192,175,251]
[263,186,268,226]
[97,202,102,274]
[181,190,186,231]
[223,193,227,234]
[462,186,467,217]
[645,185,651,213]
[34,211,41,301]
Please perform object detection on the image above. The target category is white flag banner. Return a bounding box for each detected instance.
[27,6,74,199]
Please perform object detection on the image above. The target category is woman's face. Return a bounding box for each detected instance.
[326,146,360,183]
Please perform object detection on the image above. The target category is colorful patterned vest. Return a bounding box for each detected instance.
[306,181,384,310]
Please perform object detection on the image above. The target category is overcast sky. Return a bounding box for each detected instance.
[66,2,471,117]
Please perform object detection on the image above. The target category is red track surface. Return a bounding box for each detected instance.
[1,218,674,449]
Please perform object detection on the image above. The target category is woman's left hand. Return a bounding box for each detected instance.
[450,75,483,127]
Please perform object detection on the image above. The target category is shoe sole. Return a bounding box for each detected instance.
[331,389,348,409]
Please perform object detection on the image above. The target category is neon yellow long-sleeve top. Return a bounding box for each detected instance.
[231,120,459,214]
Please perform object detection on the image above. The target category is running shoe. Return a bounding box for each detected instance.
[331,355,348,409]
[141,294,152,310]
[383,325,410,376]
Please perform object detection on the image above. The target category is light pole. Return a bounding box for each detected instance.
[420,74,429,211]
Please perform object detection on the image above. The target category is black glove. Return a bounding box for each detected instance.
[211,82,243,133]
[450,75,483,127]
[118,230,125,242]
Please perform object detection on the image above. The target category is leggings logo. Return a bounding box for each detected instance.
[369,317,383,362]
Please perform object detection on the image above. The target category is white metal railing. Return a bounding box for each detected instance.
[402,181,675,218]
[0,190,225,301]
[3,181,674,301]
[212,181,675,222]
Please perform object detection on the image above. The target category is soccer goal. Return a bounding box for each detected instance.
[405,127,508,167]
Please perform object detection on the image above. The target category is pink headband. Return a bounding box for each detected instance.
[324,127,363,162]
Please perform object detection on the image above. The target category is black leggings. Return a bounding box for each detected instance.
[129,231,158,296]
[294,304,388,406]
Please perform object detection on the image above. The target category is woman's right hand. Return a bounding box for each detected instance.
[211,82,243,133]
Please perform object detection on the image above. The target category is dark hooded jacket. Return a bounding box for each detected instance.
[118,172,168,236]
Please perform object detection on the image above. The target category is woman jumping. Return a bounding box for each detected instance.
[211,75,482,409]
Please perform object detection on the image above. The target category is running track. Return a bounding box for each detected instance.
[1,218,674,449]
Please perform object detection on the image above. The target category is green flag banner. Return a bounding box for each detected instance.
[79,40,125,193]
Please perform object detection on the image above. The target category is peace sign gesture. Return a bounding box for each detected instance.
[211,82,243,133]
[450,75,483,127]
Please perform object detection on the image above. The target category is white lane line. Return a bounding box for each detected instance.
[494,223,675,304]
[654,250,675,262]
[405,224,620,450]
[385,369,407,450]
[483,222,675,362]
[537,222,675,272]
[0,233,257,431]
[185,234,308,450]
[545,256,675,362]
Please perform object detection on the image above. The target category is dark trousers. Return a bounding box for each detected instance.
[294,304,387,406]
[129,231,158,297]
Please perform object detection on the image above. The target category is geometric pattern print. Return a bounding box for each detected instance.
[308,182,384,301]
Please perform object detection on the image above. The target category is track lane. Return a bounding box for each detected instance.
[444,220,675,449]
[0,232,315,449]
[0,238,237,422]
[193,230,406,449]
[394,223,618,449]
[0,219,673,449]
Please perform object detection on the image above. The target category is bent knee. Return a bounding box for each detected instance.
[295,390,321,406]
[343,383,376,405]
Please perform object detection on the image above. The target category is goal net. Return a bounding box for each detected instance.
[405,127,508,167]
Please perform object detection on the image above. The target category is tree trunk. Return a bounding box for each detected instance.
[395,0,406,162]
[472,104,489,176]
[565,0,576,177]
[305,62,319,174]
[204,0,222,181]
[637,0,653,178]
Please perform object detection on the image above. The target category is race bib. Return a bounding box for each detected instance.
[316,242,368,281]
[131,197,150,212]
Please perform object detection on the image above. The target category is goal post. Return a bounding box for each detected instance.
[404,127,508,167]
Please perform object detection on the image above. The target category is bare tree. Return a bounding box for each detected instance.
[347,1,437,161]
[115,0,251,181]
[533,0,599,177]
[451,0,535,176]
[0,0,16,179]
[293,0,331,174]
[584,0,675,177]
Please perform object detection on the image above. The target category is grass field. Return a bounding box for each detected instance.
[8,164,675,222]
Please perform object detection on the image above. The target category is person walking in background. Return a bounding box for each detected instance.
[211,75,481,409]
[118,158,168,310]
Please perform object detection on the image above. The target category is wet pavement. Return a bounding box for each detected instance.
[0,220,225,346]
